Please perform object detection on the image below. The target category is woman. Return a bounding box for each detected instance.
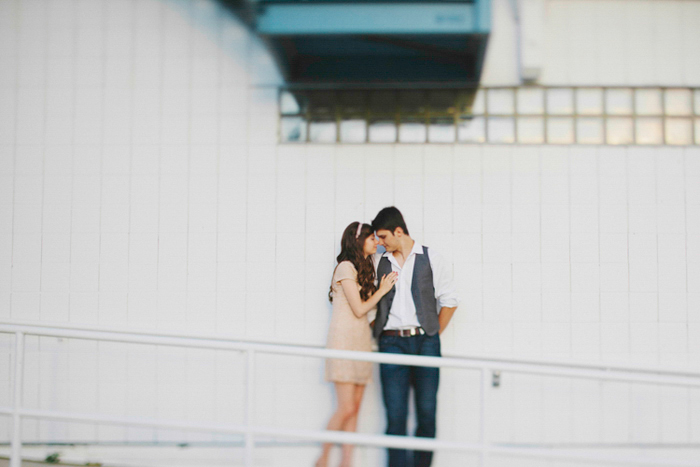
[316,222,398,467]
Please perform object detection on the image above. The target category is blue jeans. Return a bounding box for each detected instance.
[379,333,441,467]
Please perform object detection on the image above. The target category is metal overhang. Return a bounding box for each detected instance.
[238,0,491,89]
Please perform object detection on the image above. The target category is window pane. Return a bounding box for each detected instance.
[695,90,700,115]
[309,121,337,143]
[471,90,486,114]
[547,117,574,144]
[368,121,396,143]
[517,117,544,143]
[517,88,544,115]
[635,117,663,145]
[546,88,574,115]
[487,117,515,143]
[635,89,663,116]
[307,91,336,120]
[429,90,458,115]
[428,119,456,143]
[458,117,485,143]
[280,91,302,115]
[576,118,604,144]
[487,89,515,114]
[665,118,692,145]
[665,89,692,116]
[280,117,306,142]
[340,120,366,143]
[399,90,427,115]
[605,89,633,115]
[369,91,397,115]
[695,119,700,145]
[398,121,427,143]
[338,91,366,116]
[606,117,633,145]
[577,88,603,115]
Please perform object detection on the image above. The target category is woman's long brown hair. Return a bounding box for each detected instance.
[328,222,377,303]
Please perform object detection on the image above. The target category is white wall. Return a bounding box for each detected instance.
[1,0,700,464]
[481,0,700,86]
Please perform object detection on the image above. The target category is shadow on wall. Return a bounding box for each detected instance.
[166,0,283,87]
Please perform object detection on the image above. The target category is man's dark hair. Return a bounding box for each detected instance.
[372,206,409,235]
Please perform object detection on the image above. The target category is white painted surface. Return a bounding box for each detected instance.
[518,0,546,82]
[533,0,700,87]
[1,0,700,464]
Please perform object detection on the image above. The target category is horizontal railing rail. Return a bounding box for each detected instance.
[1,323,698,387]
[2,321,697,380]
[1,322,699,467]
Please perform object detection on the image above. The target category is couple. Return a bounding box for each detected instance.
[317,207,459,467]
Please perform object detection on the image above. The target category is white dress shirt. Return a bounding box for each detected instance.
[373,242,459,330]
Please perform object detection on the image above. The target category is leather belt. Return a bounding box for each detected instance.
[382,327,425,337]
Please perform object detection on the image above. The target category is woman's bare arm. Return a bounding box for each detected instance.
[340,271,397,318]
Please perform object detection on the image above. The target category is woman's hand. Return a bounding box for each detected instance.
[378,271,399,296]
[342,270,398,318]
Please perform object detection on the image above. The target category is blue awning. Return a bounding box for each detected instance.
[243,0,491,89]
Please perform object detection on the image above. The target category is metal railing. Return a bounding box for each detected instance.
[1,322,700,467]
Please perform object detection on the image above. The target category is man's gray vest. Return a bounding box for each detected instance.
[373,246,439,339]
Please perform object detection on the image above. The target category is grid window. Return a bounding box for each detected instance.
[399,121,427,143]
[665,89,693,116]
[471,90,486,114]
[517,117,545,144]
[517,88,544,115]
[368,121,397,143]
[576,88,604,116]
[280,91,301,115]
[309,121,337,143]
[340,120,366,143]
[546,88,574,115]
[606,117,634,145]
[605,89,633,115]
[547,117,574,144]
[665,118,693,145]
[635,118,663,145]
[429,119,457,143]
[487,117,515,143]
[279,87,699,145]
[487,89,515,115]
[280,117,306,143]
[635,89,663,116]
[458,117,486,143]
[576,118,604,144]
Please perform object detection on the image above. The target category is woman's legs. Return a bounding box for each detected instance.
[315,383,361,467]
[339,384,366,467]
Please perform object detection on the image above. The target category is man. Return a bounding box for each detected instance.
[371,206,459,467]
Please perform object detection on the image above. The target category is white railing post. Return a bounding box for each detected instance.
[245,349,255,467]
[11,331,25,467]
[480,367,488,467]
